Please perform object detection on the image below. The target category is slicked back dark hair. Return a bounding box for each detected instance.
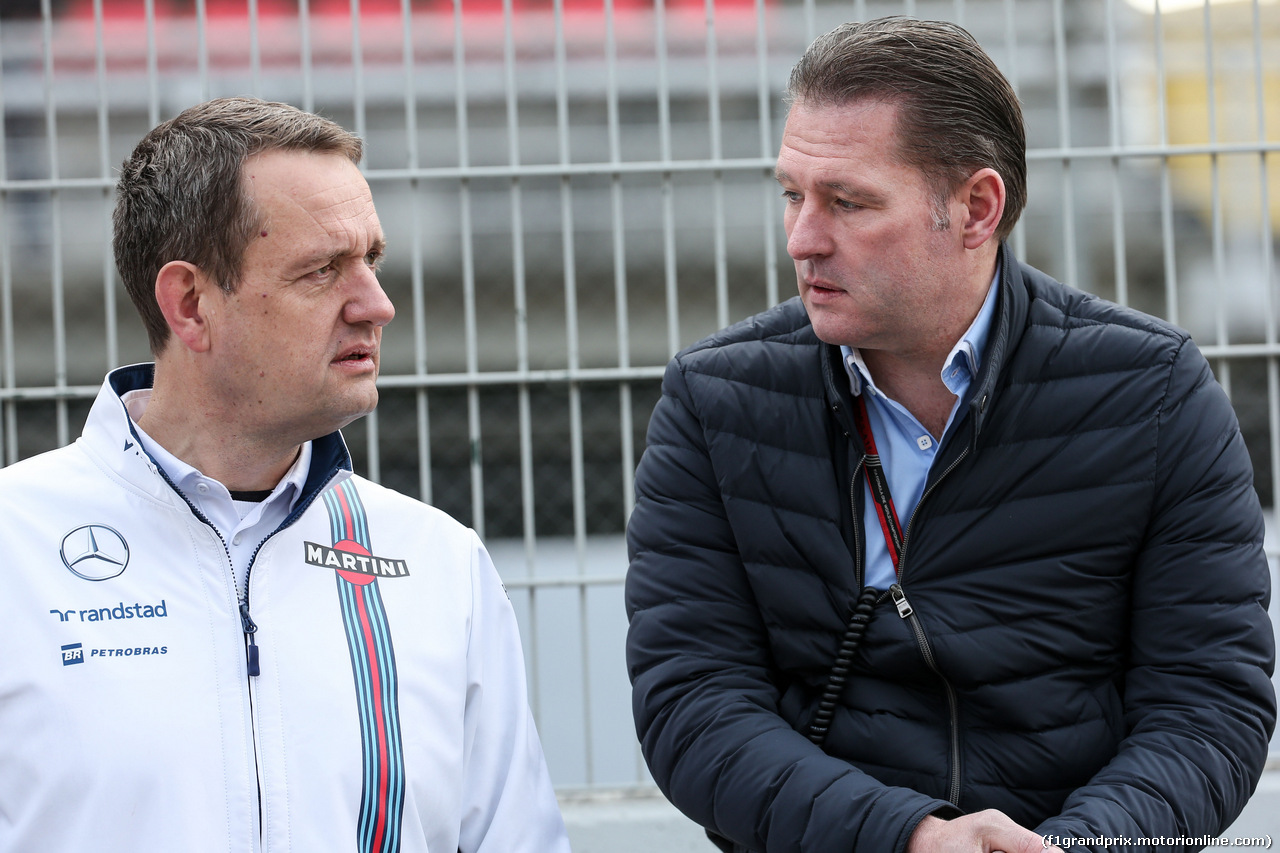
[112,97,363,354]
[787,17,1026,241]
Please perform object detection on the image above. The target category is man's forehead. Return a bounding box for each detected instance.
[242,150,371,206]
[782,96,904,140]
[236,150,384,274]
[776,100,913,182]
[244,152,378,225]
[786,93,904,120]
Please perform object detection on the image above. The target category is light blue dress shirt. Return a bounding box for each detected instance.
[841,268,1000,591]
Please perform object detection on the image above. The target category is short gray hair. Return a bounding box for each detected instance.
[112,97,364,354]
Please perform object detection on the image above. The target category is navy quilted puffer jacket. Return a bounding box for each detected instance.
[625,244,1275,853]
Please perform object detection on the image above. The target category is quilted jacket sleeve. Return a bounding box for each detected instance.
[1036,337,1276,850]
[625,356,953,853]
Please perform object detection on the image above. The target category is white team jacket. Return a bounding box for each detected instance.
[0,364,570,853]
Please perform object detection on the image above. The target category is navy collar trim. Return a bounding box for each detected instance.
[107,362,353,505]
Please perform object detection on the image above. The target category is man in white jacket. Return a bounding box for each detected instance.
[0,97,570,853]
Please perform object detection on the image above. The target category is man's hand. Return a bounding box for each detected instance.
[907,811,1064,853]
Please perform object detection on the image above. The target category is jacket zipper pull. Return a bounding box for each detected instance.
[239,601,260,677]
[889,583,914,619]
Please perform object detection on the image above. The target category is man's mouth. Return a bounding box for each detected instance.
[336,347,376,364]
[800,266,839,293]
[805,279,842,293]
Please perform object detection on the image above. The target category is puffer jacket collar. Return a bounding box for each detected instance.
[818,241,1031,457]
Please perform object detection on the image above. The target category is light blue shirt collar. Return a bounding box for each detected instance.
[836,265,1001,591]
[841,265,1001,404]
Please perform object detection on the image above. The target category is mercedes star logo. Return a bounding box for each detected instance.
[60,525,130,581]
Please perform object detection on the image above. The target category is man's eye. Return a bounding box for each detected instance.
[365,251,383,270]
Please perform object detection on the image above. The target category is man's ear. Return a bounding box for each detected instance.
[958,168,1006,250]
[154,261,217,354]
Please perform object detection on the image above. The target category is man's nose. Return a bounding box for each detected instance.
[786,203,834,261]
[346,263,396,327]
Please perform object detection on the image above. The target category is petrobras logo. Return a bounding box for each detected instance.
[87,645,168,659]
[304,541,410,582]
[60,524,129,581]
[58,641,168,667]
[61,643,84,666]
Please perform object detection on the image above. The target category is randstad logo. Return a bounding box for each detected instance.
[49,600,168,623]
[60,525,129,581]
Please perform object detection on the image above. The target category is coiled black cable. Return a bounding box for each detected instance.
[806,586,880,746]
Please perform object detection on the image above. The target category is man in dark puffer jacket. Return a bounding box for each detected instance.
[625,17,1276,853]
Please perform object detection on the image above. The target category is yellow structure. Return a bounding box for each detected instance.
[1139,0,1280,236]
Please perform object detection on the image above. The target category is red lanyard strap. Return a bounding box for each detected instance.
[851,394,905,575]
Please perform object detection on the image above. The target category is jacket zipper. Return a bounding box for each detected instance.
[857,444,971,807]
[147,469,265,846]
[888,583,962,805]
[239,601,260,675]
[223,487,340,851]
[142,458,261,677]
[135,431,348,853]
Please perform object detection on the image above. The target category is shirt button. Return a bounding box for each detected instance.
[196,482,210,494]
[917,435,933,451]
[232,535,242,546]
